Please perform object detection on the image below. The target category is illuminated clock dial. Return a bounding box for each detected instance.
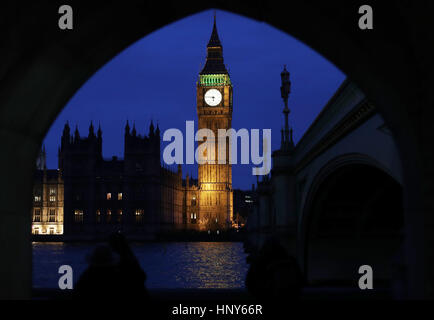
[204,89,222,106]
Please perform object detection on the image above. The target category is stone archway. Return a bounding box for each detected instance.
[1,2,434,298]
[301,160,404,292]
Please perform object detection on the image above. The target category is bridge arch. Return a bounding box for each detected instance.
[299,154,404,288]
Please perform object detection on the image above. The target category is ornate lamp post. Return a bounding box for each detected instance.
[280,65,293,149]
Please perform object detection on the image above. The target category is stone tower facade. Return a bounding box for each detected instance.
[56,121,186,239]
[32,147,64,235]
[196,16,233,230]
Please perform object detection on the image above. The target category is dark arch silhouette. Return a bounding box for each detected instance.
[302,162,404,291]
[1,2,433,299]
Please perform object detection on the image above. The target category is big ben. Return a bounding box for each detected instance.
[196,15,233,231]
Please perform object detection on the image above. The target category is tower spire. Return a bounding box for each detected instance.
[132,121,136,136]
[97,122,102,138]
[208,11,222,48]
[155,122,160,136]
[89,120,95,137]
[149,120,155,136]
[200,12,227,75]
[125,120,130,135]
[74,125,80,141]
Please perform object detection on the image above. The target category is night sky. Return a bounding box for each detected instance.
[43,9,345,190]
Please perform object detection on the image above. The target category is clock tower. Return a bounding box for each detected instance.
[196,15,233,231]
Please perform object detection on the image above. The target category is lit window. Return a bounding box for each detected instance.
[191,212,197,224]
[107,210,112,223]
[117,210,123,223]
[135,209,144,224]
[118,193,123,200]
[34,209,41,222]
[96,210,101,223]
[74,209,83,223]
[34,195,41,202]
[50,195,56,202]
[49,188,56,195]
[107,193,112,200]
[49,209,56,222]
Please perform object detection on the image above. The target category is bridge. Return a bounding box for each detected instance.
[247,80,405,290]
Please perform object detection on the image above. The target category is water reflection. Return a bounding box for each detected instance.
[33,242,248,289]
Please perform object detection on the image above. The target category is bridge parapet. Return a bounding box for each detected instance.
[293,80,365,168]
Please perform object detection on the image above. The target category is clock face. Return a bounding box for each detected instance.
[204,89,222,106]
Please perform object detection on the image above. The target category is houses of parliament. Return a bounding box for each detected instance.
[31,17,234,239]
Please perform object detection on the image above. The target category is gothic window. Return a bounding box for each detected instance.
[34,195,42,202]
[49,209,56,222]
[96,210,101,223]
[118,193,123,200]
[107,210,112,223]
[49,195,56,202]
[191,196,196,206]
[49,187,56,195]
[107,193,112,200]
[117,210,123,223]
[190,213,197,224]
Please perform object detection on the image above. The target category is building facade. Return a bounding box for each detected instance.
[56,121,193,239]
[31,17,234,238]
[32,148,64,235]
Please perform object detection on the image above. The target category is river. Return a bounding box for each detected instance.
[32,241,249,289]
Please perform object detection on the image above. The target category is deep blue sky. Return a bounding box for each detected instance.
[43,9,345,190]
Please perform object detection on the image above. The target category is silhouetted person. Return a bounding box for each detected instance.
[245,238,304,301]
[108,232,148,299]
[74,233,148,300]
[74,245,123,299]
